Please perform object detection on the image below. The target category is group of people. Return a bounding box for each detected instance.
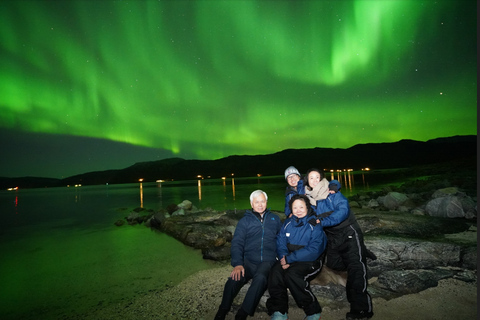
[214,166,374,320]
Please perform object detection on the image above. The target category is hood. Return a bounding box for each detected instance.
[329,180,341,191]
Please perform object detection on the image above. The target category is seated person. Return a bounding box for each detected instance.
[215,190,282,320]
[266,194,327,320]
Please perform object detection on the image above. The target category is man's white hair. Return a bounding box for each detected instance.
[250,189,268,202]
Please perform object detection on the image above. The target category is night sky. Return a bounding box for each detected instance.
[0,0,477,179]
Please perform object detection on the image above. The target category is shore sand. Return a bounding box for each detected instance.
[75,265,477,320]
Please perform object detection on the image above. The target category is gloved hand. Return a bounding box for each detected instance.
[318,210,333,218]
[308,218,318,226]
[328,183,339,193]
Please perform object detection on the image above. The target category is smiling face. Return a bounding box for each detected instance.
[308,171,321,189]
[286,174,300,187]
[291,199,308,218]
[251,193,267,214]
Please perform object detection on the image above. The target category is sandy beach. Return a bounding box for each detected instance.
[73,264,477,320]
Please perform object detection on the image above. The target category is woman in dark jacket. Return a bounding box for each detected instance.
[267,194,326,320]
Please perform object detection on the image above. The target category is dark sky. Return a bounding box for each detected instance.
[0,0,477,179]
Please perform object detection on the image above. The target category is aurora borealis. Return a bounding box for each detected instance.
[0,0,477,178]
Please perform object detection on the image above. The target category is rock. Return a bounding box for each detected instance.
[460,246,477,270]
[453,270,477,282]
[153,210,167,224]
[432,187,460,198]
[183,225,227,249]
[114,219,125,226]
[374,269,453,294]
[458,196,477,219]
[411,208,426,215]
[425,196,465,218]
[367,199,379,208]
[202,244,231,261]
[311,266,347,287]
[172,208,185,216]
[349,200,361,208]
[126,212,139,221]
[125,210,152,224]
[156,210,239,252]
[312,283,347,304]
[178,200,193,210]
[365,239,461,276]
[383,192,408,210]
[166,203,178,214]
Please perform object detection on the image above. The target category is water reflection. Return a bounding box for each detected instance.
[361,172,369,190]
[75,187,81,203]
[157,181,163,209]
[139,182,143,208]
[198,179,202,200]
[121,170,380,213]
[327,169,371,195]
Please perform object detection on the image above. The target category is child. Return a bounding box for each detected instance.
[311,180,374,320]
[266,194,326,320]
[283,166,305,218]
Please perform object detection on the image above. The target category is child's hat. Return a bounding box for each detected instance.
[284,166,301,180]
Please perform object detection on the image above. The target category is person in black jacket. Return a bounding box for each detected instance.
[313,180,374,320]
[214,190,282,320]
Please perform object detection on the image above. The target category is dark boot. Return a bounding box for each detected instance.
[235,307,249,320]
[214,308,229,320]
[346,310,374,319]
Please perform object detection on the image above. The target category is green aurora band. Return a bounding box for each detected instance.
[0,0,477,160]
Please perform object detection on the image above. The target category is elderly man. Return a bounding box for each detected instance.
[215,190,282,320]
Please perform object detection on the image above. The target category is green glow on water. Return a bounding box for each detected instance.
[0,224,213,319]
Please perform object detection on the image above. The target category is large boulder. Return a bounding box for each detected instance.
[382,192,408,210]
[153,209,252,259]
[365,239,461,276]
[425,187,477,219]
[425,196,465,218]
[374,268,454,294]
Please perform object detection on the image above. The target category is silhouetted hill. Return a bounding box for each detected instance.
[0,176,61,189]
[1,135,476,189]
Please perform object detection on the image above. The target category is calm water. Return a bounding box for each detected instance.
[0,171,397,319]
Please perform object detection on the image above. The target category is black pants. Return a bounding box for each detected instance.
[266,260,322,316]
[325,223,373,314]
[218,259,275,316]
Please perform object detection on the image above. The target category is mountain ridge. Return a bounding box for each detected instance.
[1,135,476,189]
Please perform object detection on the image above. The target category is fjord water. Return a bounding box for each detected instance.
[0,172,391,319]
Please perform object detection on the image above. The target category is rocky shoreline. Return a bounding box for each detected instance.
[67,264,477,320]
[109,173,477,319]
